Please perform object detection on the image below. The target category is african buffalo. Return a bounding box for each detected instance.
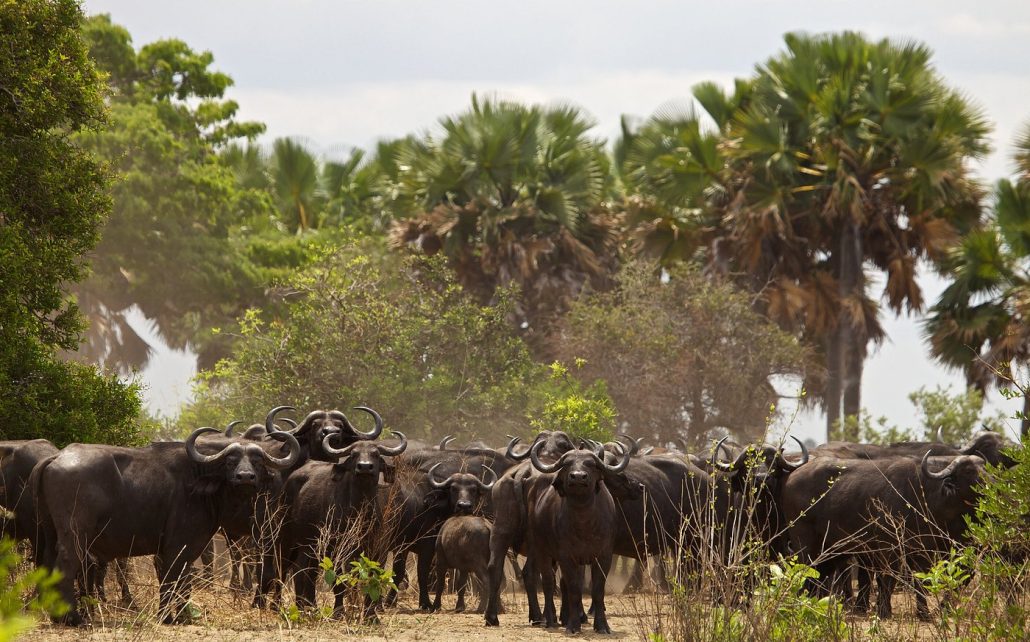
[276,433,407,616]
[35,427,299,625]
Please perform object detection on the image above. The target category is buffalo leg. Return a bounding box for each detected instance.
[454,570,468,613]
[432,558,446,612]
[292,551,318,611]
[854,566,872,614]
[539,557,559,629]
[875,572,895,619]
[591,556,612,634]
[115,558,133,606]
[52,535,85,625]
[155,548,200,625]
[416,547,436,611]
[523,557,544,625]
[559,559,584,634]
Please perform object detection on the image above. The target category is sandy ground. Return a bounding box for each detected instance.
[28,556,937,642]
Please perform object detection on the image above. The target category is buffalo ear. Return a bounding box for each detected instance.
[941,476,957,497]
[330,463,347,482]
[602,470,643,501]
[382,463,396,484]
[551,473,566,497]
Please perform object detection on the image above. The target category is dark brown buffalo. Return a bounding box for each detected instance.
[0,439,58,557]
[276,433,407,615]
[383,444,513,610]
[433,515,495,613]
[35,428,299,625]
[484,431,582,626]
[264,405,384,465]
[781,452,986,619]
[525,442,633,634]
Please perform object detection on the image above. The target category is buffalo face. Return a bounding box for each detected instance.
[529,442,632,500]
[427,465,497,515]
[186,428,301,489]
[323,431,407,487]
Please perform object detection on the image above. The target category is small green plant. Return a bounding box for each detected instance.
[321,554,396,604]
[756,559,848,642]
[0,538,67,640]
[530,360,617,443]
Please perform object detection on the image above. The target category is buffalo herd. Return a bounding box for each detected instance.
[0,407,1019,633]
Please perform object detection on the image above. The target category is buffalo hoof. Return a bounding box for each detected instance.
[56,611,85,627]
[594,618,612,634]
[454,603,466,614]
[917,610,932,623]
[565,623,582,635]
[485,613,499,627]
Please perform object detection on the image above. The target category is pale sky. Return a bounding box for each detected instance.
[84,0,1030,442]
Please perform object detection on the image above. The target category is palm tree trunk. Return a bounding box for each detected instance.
[843,330,864,437]
[824,330,842,440]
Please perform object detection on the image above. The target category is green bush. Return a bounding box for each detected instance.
[529,360,616,443]
[178,244,544,442]
[0,538,67,640]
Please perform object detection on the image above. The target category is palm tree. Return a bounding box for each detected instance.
[269,137,320,233]
[619,32,990,438]
[387,95,620,349]
[925,122,1030,436]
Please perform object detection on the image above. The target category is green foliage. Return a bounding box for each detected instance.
[530,361,616,443]
[829,412,914,445]
[759,560,848,642]
[559,261,808,445]
[908,385,1006,444]
[321,555,396,604]
[0,0,142,447]
[0,538,68,640]
[75,14,271,372]
[388,95,621,346]
[178,242,542,441]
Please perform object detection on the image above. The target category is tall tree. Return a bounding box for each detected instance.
[621,33,990,438]
[388,96,620,350]
[74,14,269,372]
[925,121,1030,436]
[0,0,141,445]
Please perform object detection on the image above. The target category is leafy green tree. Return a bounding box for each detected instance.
[73,14,269,372]
[0,0,142,446]
[925,122,1030,436]
[178,240,544,441]
[388,96,620,350]
[908,385,1006,444]
[557,261,809,445]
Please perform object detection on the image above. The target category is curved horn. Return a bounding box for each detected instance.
[600,443,632,473]
[921,451,963,480]
[186,427,237,464]
[242,424,268,440]
[438,435,455,450]
[506,436,531,461]
[348,406,384,439]
[277,418,297,430]
[776,436,809,472]
[935,426,944,443]
[478,467,498,491]
[710,437,732,471]
[428,463,450,490]
[321,433,358,458]
[224,420,245,437]
[677,437,691,453]
[529,439,564,474]
[292,410,328,436]
[260,431,301,470]
[640,446,655,456]
[265,406,296,433]
[377,432,408,456]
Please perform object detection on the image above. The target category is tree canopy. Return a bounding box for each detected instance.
[0,0,141,445]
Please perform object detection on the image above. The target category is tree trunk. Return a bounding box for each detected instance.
[836,217,864,439]
[824,330,842,441]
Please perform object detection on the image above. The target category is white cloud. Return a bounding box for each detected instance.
[938,13,1030,38]
[229,70,737,156]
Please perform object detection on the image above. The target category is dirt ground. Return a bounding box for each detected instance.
[29,555,936,641]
